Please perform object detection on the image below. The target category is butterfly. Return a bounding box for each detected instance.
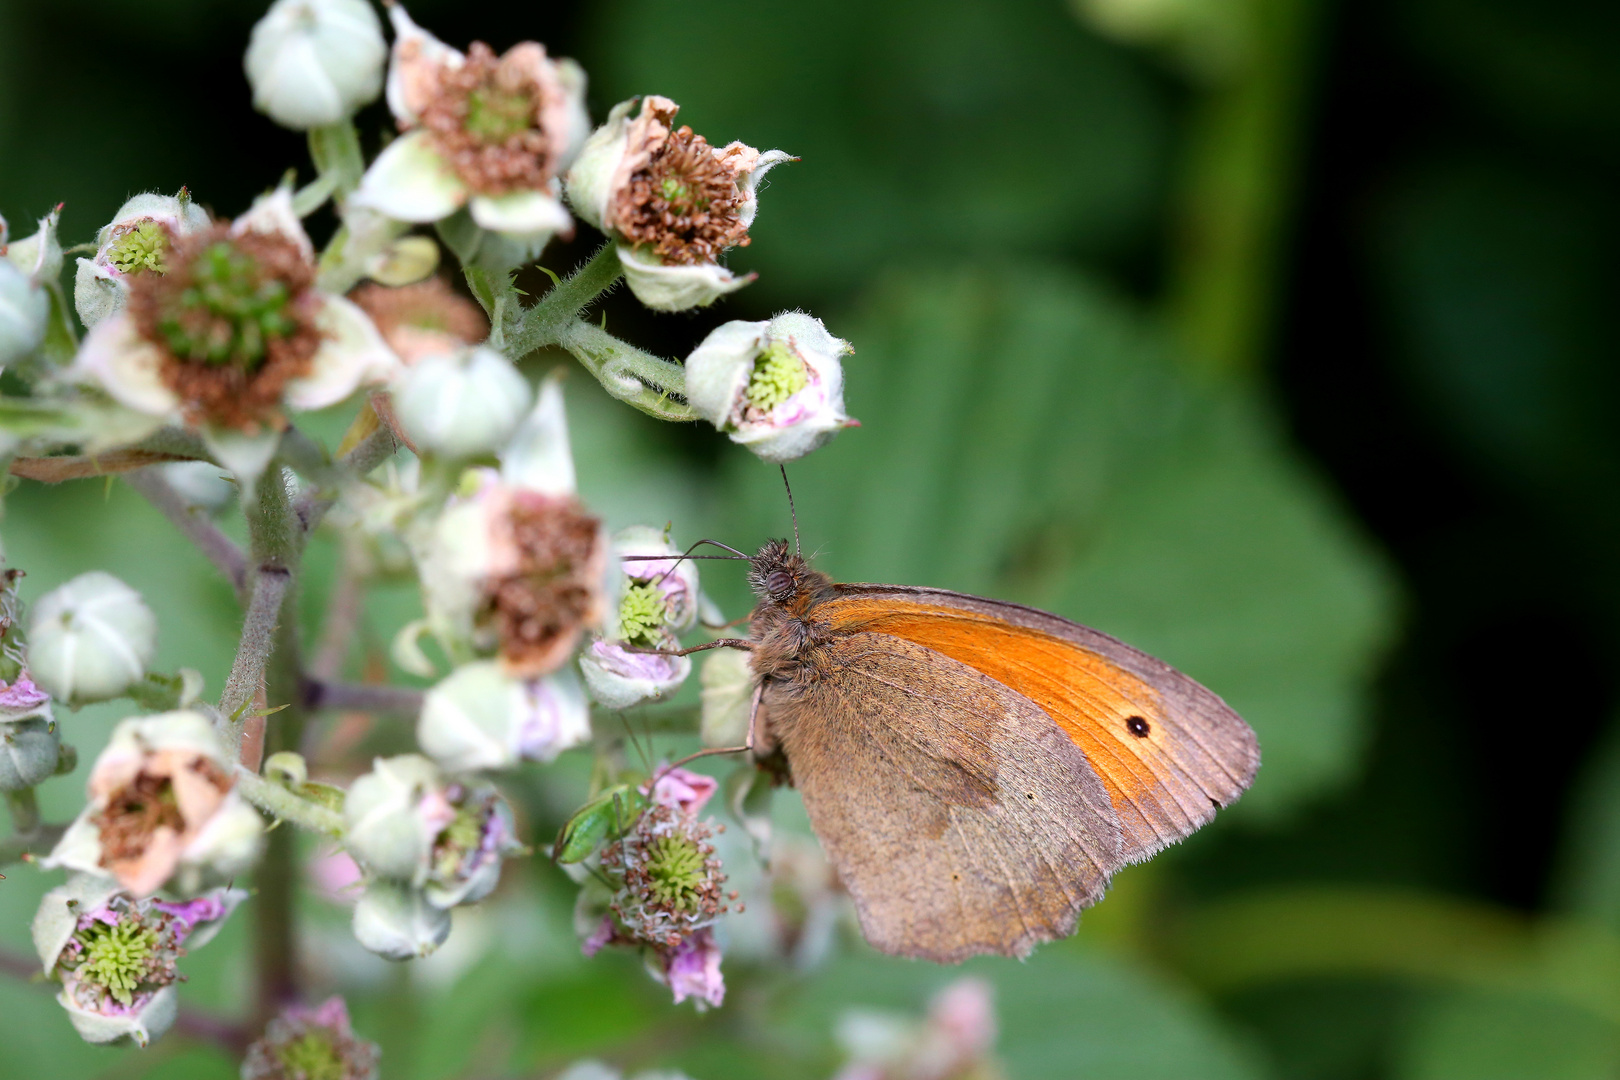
[639,479,1259,964]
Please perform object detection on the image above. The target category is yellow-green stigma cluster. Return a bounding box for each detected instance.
[159,241,296,369]
[645,833,709,915]
[433,798,487,881]
[72,917,162,1006]
[746,342,808,412]
[275,1031,345,1080]
[107,222,169,276]
[617,582,668,648]
[465,87,535,143]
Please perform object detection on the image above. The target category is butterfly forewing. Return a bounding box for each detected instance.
[820,585,1260,864]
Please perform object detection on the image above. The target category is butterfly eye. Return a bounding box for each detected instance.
[767,570,794,596]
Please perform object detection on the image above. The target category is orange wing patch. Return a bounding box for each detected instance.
[820,597,1235,858]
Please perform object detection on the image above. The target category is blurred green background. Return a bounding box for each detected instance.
[3,0,1619,1077]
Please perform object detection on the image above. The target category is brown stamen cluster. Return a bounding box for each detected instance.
[616,126,750,265]
[350,277,487,363]
[91,757,230,866]
[601,804,732,949]
[484,493,602,675]
[127,224,322,432]
[419,42,553,196]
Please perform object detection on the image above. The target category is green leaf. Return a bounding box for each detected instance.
[1396,988,1620,1080]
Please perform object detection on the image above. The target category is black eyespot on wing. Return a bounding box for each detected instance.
[1026,792,1036,800]
[1126,715,1151,738]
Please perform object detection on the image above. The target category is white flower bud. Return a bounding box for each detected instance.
[352,880,451,960]
[0,257,47,366]
[418,661,590,773]
[342,754,447,883]
[245,0,387,130]
[685,312,854,463]
[27,572,158,704]
[0,717,62,791]
[6,207,63,286]
[393,345,532,459]
[699,649,754,748]
[579,641,689,711]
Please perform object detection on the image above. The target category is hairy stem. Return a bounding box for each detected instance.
[234,767,342,837]
[124,467,249,598]
[308,121,366,203]
[293,426,401,537]
[4,787,41,836]
[219,567,292,737]
[554,319,697,422]
[509,242,625,357]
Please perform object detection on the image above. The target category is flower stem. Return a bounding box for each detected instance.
[303,679,425,716]
[509,243,625,357]
[307,122,366,204]
[124,466,249,599]
[4,787,40,836]
[234,767,343,837]
[554,319,697,423]
[220,566,292,742]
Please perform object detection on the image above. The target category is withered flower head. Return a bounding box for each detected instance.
[350,5,589,248]
[241,997,380,1080]
[565,96,794,311]
[69,189,399,484]
[483,489,605,678]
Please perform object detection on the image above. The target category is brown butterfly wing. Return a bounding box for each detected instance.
[765,631,1123,963]
[819,585,1260,864]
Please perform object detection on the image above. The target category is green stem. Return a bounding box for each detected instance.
[1167,0,1322,379]
[463,265,514,350]
[554,319,697,423]
[307,122,366,203]
[509,243,625,357]
[233,768,342,837]
[219,567,292,742]
[4,787,40,836]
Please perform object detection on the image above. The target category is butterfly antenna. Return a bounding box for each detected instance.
[781,464,800,557]
[625,539,752,587]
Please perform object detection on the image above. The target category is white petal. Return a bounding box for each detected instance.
[500,372,576,495]
[734,148,796,232]
[201,426,282,492]
[618,245,752,312]
[284,294,400,410]
[683,319,767,426]
[551,58,594,170]
[230,186,315,260]
[251,34,345,128]
[563,97,638,231]
[39,814,113,894]
[32,873,122,973]
[62,985,177,1047]
[467,189,572,238]
[74,257,126,328]
[351,130,469,224]
[71,313,181,418]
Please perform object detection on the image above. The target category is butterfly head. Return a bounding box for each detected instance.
[749,538,811,605]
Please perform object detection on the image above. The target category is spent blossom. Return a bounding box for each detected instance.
[350,5,589,261]
[241,996,381,1080]
[46,710,265,896]
[566,96,794,311]
[69,187,398,482]
[685,312,855,463]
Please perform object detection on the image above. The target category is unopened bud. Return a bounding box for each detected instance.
[245,0,387,130]
[351,881,451,960]
[28,572,159,704]
[393,345,532,459]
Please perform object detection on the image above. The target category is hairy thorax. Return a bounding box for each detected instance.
[745,542,841,695]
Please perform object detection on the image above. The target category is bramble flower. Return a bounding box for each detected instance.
[350,277,486,364]
[245,0,387,131]
[349,5,590,263]
[27,571,158,705]
[658,927,726,1010]
[685,312,855,463]
[69,188,398,482]
[417,377,606,676]
[579,526,699,710]
[242,996,381,1080]
[565,96,793,311]
[392,345,532,459]
[31,875,242,1046]
[342,753,522,905]
[351,879,450,960]
[417,658,590,772]
[73,192,212,330]
[645,765,717,818]
[46,710,265,896]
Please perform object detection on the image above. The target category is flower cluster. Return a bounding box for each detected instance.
[0,0,879,1061]
[833,978,1005,1080]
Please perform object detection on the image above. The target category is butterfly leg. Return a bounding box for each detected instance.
[648,681,763,786]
